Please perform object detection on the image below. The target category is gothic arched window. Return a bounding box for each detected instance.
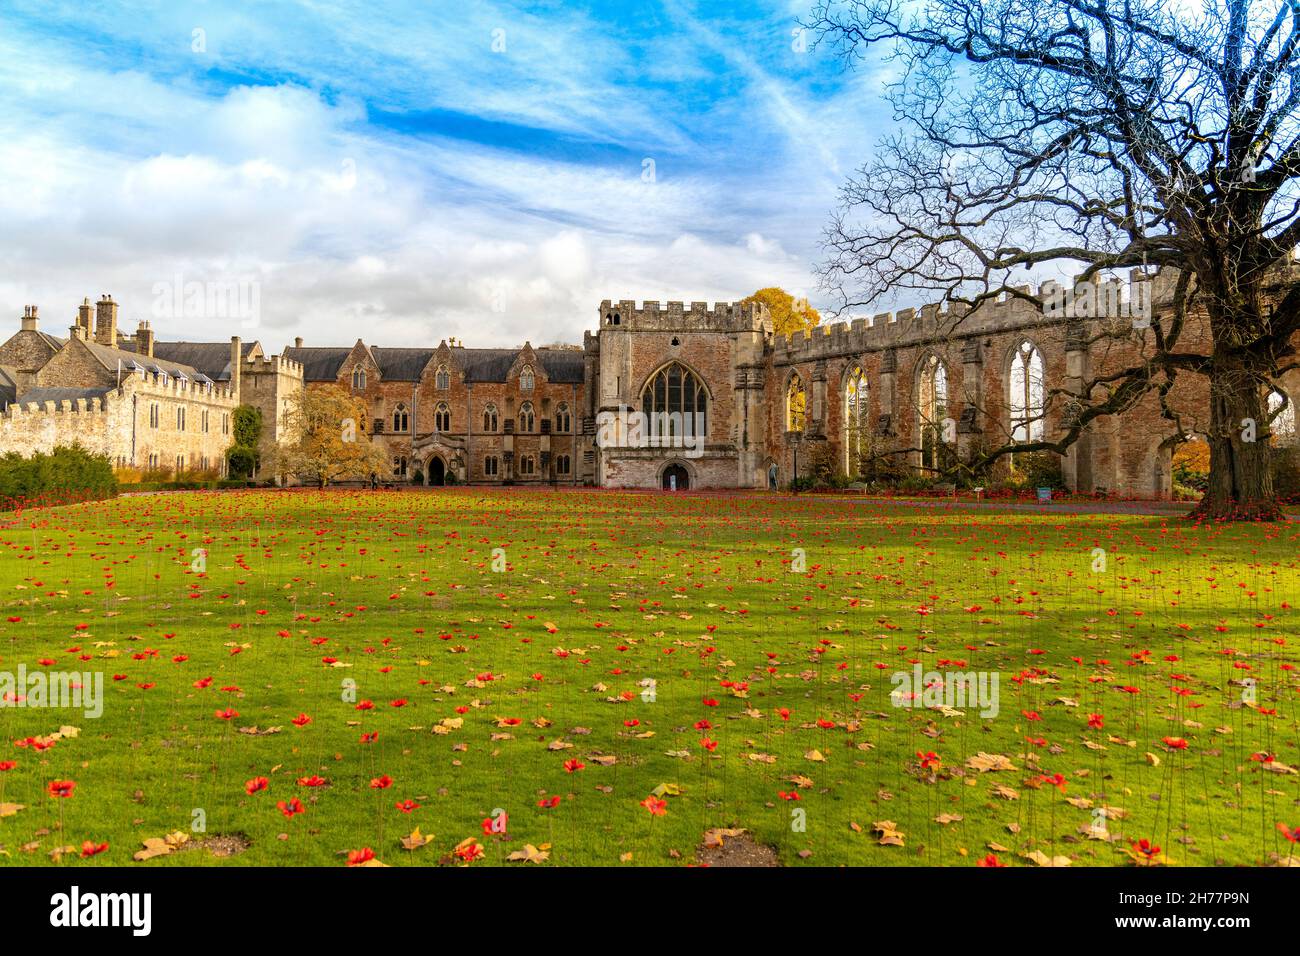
[555,403,571,433]
[435,365,450,390]
[918,354,949,472]
[1009,341,1046,442]
[640,362,708,441]
[1268,389,1296,446]
[393,403,409,433]
[786,373,806,432]
[351,366,367,390]
[434,402,450,431]
[844,364,869,474]
[519,402,535,432]
[482,403,498,432]
[520,365,535,391]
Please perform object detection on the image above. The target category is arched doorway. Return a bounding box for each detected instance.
[428,456,446,486]
[662,464,689,491]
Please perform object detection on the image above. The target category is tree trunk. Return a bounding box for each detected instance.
[1189,355,1281,521]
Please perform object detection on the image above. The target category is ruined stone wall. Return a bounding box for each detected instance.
[0,374,236,472]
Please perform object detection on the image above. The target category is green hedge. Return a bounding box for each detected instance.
[118,479,259,493]
[0,445,118,511]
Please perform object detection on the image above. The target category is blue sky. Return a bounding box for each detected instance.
[0,0,895,347]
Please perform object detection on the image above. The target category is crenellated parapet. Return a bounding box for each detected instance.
[243,352,304,379]
[129,369,239,405]
[598,299,771,334]
[4,396,110,419]
[769,271,1193,365]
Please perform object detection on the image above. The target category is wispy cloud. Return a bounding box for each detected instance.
[0,0,895,347]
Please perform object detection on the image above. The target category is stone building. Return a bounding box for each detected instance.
[284,338,586,485]
[585,269,1298,494]
[3,272,1295,496]
[0,296,301,476]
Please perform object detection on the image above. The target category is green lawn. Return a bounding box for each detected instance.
[0,488,1297,867]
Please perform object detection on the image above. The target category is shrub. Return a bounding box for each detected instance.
[226,446,257,480]
[0,445,118,510]
[1008,451,1066,491]
[1171,439,1210,493]
[225,405,263,479]
[1272,446,1300,502]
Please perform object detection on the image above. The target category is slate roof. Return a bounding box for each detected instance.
[457,347,584,384]
[284,344,584,384]
[84,341,200,380]
[15,386,113,406]
[371,347,436,382]
[152,341,258,382]
[535,348,585,384]
[284,347,352,382]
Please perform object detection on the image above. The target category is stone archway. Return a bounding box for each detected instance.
[662,463,690,491]
[428,456,446,486]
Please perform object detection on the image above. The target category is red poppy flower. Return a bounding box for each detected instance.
[245,777,269,794]
[346,848,376,866]
[455,841,484,862]
[1040,773,1067,793]
[277,798,305,817]
[369,775,393,789]
[47,779,75,798]
[640,796,667,816]
[1131,838,1161,859]
[80,840,109,858]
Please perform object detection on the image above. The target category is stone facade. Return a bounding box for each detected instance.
[284,338,587,485]
[0,298,290,476]
[5,272,1296,496]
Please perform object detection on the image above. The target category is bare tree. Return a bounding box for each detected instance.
[808,0,1300,519]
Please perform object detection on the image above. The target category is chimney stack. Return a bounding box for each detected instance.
[230,335,242,397]
[94,294,118,347]
[136,319,154,358]
[294,336,303,349]
[77,297,93,337]
[20,305,38,332]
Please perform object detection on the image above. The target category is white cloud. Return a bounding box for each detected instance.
[0,1,898,348]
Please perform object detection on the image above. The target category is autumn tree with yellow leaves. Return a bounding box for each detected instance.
[741,287,821,337]
[269,385,391,488]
